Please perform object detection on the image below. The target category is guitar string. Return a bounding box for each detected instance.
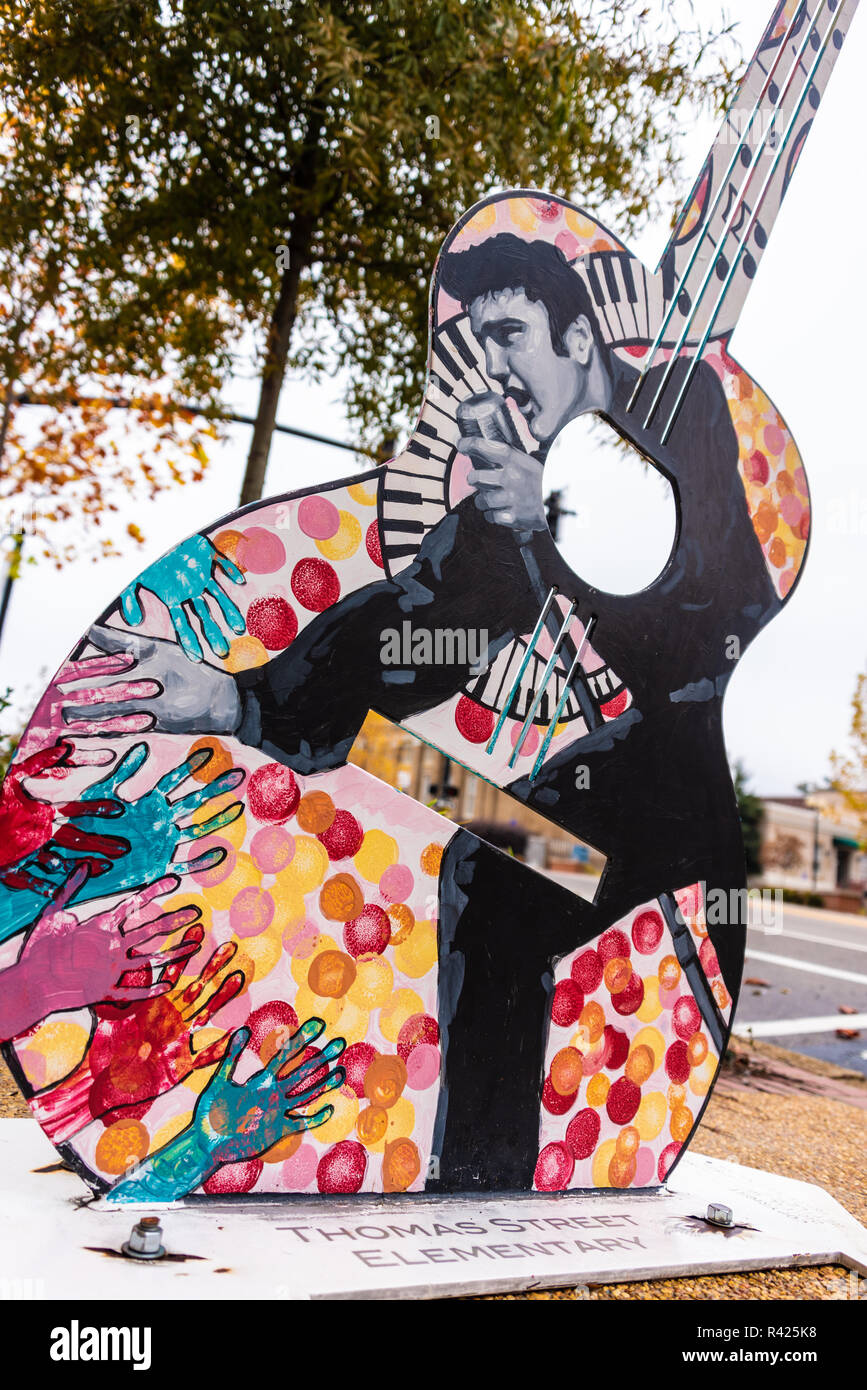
[639,0,828,429]
[485,586,558,755]
[507,600,578,769]
[529,615,598,781]
[624,0,810,415]
[659,0,849,444]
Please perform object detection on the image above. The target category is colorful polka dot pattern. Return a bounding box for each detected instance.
[534,886,724,1193]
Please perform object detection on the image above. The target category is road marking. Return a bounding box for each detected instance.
[744,948,867,987]
[748,923,867,954]
[734,1013,867,1038]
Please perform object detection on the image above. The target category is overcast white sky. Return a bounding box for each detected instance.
[1,0,864,797]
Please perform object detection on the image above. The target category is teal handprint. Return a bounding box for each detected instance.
[119,534,246,663]
[0,744,244,942]
[108,1019,346,1202]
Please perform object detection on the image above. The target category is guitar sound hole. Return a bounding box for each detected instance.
[543,411,678,596]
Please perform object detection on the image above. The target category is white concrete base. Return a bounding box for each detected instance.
[1,1119,865,1300]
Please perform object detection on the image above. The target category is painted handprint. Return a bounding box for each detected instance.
[0,865,202,1040]
[108,1019,345,1202]
[19,648,156,758]
[0,742,244,943]
[0,743,126,877]
[118,534,246,663]
[32,935,245,1143]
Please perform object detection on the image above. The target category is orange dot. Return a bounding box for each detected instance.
[420,843,444,876]
[768,536,787,568]
[670,1105,694,1142]
[387,902,414,944]
[603,956,632,994]
[356,1105,389,1146]
[319,873,364,922]
[189,736,234,784]
[616,1125,640,1157]
[262,1130,302,1163]
[667,1083,687,1110]
[586,1073,610,1107]
[752,500,778,546]
[608,1152,636,1188]
[579,1000,606,1044]
[95,1119,149,1176]
[308,949,357,998]
[776,471,795,498]
[712,978,731,1010]
[297,790,336,834]
[625,1043,655,1086]
[687,1031,708,1067]
[383,1138,421,1193]
[363,1054,407,1109]
[224,635,268,671]
[259,1024,299,1064]
[550,1047,584,1096]
[213,529,247,570]
[658,955,681,992]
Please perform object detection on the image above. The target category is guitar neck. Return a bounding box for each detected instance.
[658,0,859,346]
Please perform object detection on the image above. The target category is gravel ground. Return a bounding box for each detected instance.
[1,1039,864,1300]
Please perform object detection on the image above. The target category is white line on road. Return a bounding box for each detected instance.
[744,948,867,987]
[734,1013,867,1038]
[748,924,867,954]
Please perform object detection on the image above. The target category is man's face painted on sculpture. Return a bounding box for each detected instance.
[468,289,598,445]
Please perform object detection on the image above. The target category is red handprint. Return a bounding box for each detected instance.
[33,936,245,1144]
[0,743,126,874]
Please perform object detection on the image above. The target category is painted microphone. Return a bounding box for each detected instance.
[456,391,524,451]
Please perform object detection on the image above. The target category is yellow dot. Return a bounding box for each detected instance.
[635,975,662,1023]
[271,886,307,935]
[508,198,539,232]
[311,1087,358,1145]
[224,635,269,671]
[635,1091,667,1141]
[292,982,341,1030]
[385,1095,415,1142]
[354,829,399,883]
[232,927,282,985]
[379,988,424,1042]
[160,893,212,934]
[464,204,497,234]
[316,511,361,561]
[591,1138,617,1188]
[688,1051,718,1098]
[328,996,370,1046]
[393,920,437,979]
[204,852,260,911]
[279,835,328,894]
[151,1112,194,1150]
[348,956,394,1010]
[632,1026,665,1074]
[347,481,378,507]
[190,805,247,850]
[183,1061,220,1096]
[565,208,599,241]
[27,1020,89,1084]
[586,1073,610,1107]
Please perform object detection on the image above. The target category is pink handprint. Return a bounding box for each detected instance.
[33,935,245,1143]
[18,649,157,768]
[0,865,203,1041]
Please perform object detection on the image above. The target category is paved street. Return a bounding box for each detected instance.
[544,870,867,1076]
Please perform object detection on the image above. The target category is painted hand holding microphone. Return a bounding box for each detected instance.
[457,391,598,779]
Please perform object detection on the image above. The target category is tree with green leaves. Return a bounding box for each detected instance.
[732,760,765,879]
[1,0,737,523]
[830,669,867,846]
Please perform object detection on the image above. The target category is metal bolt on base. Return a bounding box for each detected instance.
[121,1215,166,1260]
[706,1202,734,1228]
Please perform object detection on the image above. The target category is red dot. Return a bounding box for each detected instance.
[699,935,721,978]
[612,971,644,1016]
[247,763,300,823]
[397,1014,439,1061]
[673,995,702,1042]
[747,449,769,485]
[203,1159,262,1194]
[365,520,384,568]
[317,809,364,860]
[316,1140,367,1193]
[543,1076,577,1115]
[632,910,664,955]
[245,1001,299,1053]
[344,904,391,957]
[571,948,603,993]
[551,980,584,1027]
[291,557,340,612]
[246,595,298,650]
[341,1042,378,1098]
[565,1108,601,1160]
[606,1076,641,1125]
[600,689,629,718]
[657,1141,682,1183]
[603,1024,630,1071]
[598,928,631,964]
[665,1040,691,1084]
[454,696,495,744]
[534,1141,574,1191]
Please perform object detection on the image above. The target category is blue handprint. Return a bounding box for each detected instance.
[108,1019,346,1202]
[119,534,246,663]
[0,743,244,943]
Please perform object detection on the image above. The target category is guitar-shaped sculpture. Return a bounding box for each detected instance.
[0,0,856,1199]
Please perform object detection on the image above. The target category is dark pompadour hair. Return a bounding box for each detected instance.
[438,232,605,358]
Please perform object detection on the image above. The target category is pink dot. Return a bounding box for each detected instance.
[235,527,286,575]
[280,1143,319,1191]
[634,1146,656,1186]
[379,863,414,903]
[191,839,235,887]
[229,886,275,938]
[534,1141,574,1192]
[406,1043,440,1090]
[298,495,340,540]
[659,986,681,1011]
[555,230,580,259]
[764,424,785,457]
[780,494,802,529]
[510,721,540,756]
[251,826,295,874]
